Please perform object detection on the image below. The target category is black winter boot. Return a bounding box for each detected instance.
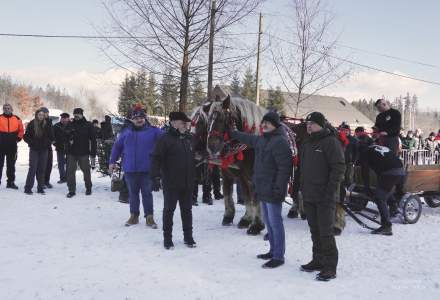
[316,270,337,281]
[184,237,197,248]
[262,259,284,269]
[164,238,174,250]
[202,194,213,205]
[371,225,392,236]
[256,252,272,260]
[300,260,323,272]
[6,182,19,189]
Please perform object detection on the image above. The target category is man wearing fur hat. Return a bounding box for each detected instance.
[300,112,345,281]
[109,105,163,227]
[150,111,196,250]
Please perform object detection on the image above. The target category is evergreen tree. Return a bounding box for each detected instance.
[159,72,179,118]
[265,86,285,113]
[231,72,241,96]
[118,74,137,117]
[145,73,157,115]
[241,66,256,102]
[188,76,206,113]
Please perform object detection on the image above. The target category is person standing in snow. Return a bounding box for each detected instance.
[109,106,163,228]
[230,111,292,269]
[23,109,54,195]
[53,113,71,184]
[0,103,24,189]
[150,112,196,250]
[65,108,97,198]
[39,107,55,189]
[300,112,345,281]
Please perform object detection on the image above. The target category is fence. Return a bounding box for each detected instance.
[401,150,440,166]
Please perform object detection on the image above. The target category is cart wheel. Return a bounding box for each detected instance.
[347,185,369,212]
[425,195,440,208]
[400,194,422,224]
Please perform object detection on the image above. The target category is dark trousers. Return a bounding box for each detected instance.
[24,149,48,191]
[261,201,285,261]
[56,151,67,181]
[375,172,406,226]
[66,155,92,193]
[44,147,53,184]
[0,150,16,184]
[304,200,338,273]
[211,166,221,195]
[163,188,193,240]
[383,136,400,156]
[124,172,153,217]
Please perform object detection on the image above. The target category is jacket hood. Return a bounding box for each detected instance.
[308,128,333,142]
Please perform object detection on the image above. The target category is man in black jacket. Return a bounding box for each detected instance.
[300,112,345,282]
[53,113,71,183]
[358,142,406,235]
[65,108,97,198]
[374,99,402,155]
[231,111,292,269]
[40,107,55,189]
[150,112,196,250]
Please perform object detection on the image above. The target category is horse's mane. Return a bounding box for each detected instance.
[209,96,267,135]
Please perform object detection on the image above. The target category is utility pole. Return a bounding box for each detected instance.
[207,0,216,100]
[255,13,263,106]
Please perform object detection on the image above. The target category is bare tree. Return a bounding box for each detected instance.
[270,0,350,117]
[101,0,262,112]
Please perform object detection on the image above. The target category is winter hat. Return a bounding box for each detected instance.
[131,107,146,119]
[262,111,281,128]
[305,112,326,128]
[40,107,49,113]
[73,108,84,115]
[169,111,191,122]
[60,113,70,118]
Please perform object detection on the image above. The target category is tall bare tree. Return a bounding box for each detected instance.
[101,0,262,112]
[270,0,350,117]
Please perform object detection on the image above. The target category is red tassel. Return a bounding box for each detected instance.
[243,120,249,132]
[237,150,244,161]
[224,132,230,141]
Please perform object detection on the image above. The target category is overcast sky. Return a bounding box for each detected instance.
[0,0,439,111]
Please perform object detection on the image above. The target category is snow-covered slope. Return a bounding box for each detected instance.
[0,144,439,299]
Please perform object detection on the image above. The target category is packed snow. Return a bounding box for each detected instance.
[0,144,440,300]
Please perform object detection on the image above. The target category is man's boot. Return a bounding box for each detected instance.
[202,194,213,205]
[125,214,139,226]
[371,225,392,236]
[6,182,19,189]
[300,260,323,272]
[146,215,158,229]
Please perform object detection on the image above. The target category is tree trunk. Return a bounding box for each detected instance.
[179,3,191,113]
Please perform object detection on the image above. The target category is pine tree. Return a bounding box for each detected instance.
[159,72,179,118]
[145,73,157,115]
[265,87,285,113]
[135,71,148,110]
[118,74,137,117]
[188,76,205,113]
[241,66,256,102]
[231,72,241,96]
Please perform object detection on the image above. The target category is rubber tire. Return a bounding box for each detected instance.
[401,194,422,224]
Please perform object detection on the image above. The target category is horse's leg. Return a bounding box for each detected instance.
[247,188,265,235]
[222,173,235,226]
[237,176,252,229]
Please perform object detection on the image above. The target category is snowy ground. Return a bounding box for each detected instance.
[1,144,440,300]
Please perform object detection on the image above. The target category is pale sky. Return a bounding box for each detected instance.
[0,0,439,111]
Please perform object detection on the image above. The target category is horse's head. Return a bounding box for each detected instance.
[190,102,212,153]
[206,95,241,157]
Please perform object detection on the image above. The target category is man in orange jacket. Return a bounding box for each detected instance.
[0,103,24,189]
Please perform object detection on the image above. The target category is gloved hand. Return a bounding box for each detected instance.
[152,177,162,192]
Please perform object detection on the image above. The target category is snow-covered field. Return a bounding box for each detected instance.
[1,144,440,300]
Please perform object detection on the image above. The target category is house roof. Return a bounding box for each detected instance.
[217,85,373,128]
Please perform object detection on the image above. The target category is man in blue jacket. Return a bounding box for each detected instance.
[109,106,163,227]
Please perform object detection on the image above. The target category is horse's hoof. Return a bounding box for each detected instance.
[237,219,251,229]
[287,209,298,219]
[222,216,234,226]
[247,223,265,235]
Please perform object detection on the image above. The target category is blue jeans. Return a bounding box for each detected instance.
[56,151,67,181]
[261,201,285,261]
[124,172,153,217]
